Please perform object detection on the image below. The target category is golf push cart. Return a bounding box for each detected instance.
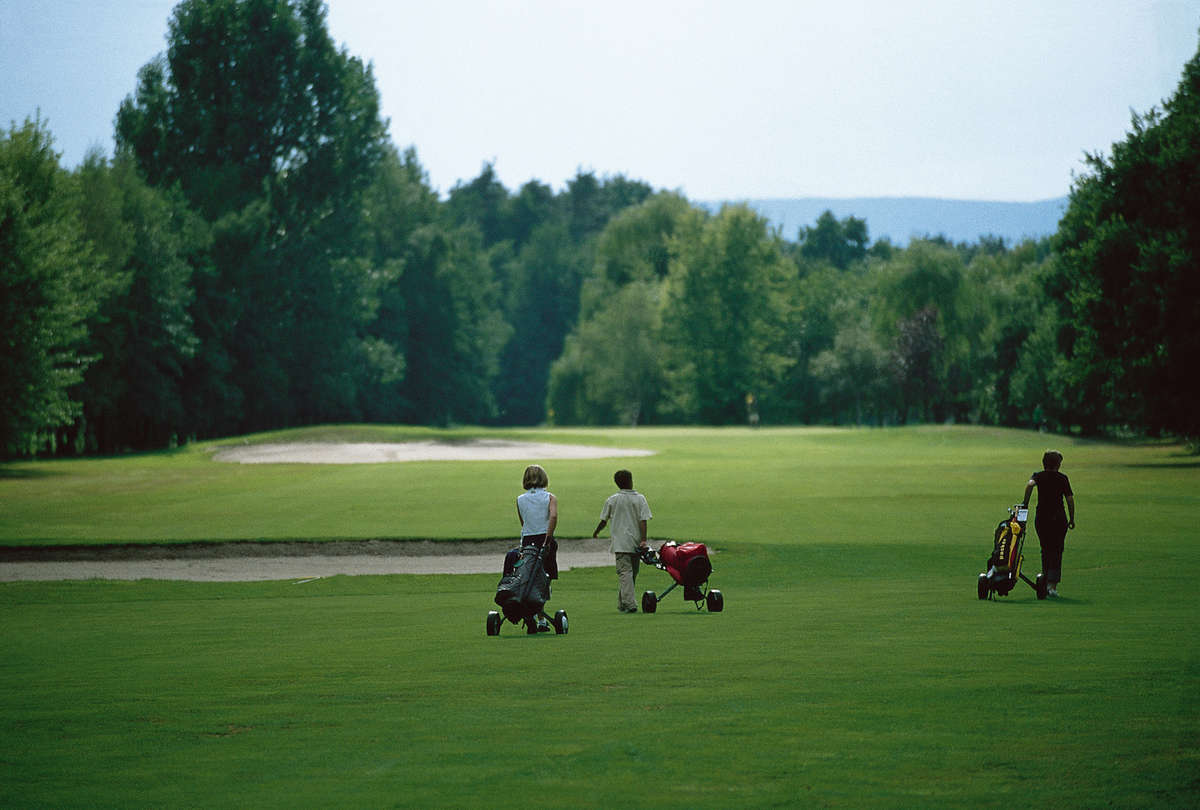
[640,541,723,613]
[487,542,568,636]
[977,504,1048,601]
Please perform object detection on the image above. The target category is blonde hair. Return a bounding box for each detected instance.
[522,464,548,490]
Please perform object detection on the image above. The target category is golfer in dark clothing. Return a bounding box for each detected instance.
[1023,450,1076,597]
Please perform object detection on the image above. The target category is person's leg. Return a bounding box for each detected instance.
[1036,516,1067,595]
[1045,538,1064,594]
[614,553,638,612]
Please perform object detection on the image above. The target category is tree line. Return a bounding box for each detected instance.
[2,0,1197,456]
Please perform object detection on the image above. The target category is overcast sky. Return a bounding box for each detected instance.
[2,1,1196,201]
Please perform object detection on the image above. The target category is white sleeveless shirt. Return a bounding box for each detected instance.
[518,488,552,536]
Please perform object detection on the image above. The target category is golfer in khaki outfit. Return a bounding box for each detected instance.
[592,469,652,613]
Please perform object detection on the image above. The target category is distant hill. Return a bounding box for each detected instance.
[701,196,1070,247]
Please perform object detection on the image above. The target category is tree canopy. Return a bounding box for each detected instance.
[3,6,1197,455]
[1050,42,1200,440]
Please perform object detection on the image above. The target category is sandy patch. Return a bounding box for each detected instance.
[1,440,652,581]
[0,539,617,582]
[213,439,656,465]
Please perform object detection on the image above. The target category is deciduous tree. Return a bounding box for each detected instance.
[1052,40,1200,439]
[0,120,102,455]
[115,0,388,434]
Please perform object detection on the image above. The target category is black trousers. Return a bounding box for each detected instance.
[1035,514,1068,583]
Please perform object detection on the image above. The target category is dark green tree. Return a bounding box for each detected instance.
[799,210,869,270]
[70,153,206,452]
[445,163,511,247]
[356,146,437,421]
[508,180,556,250]
[394,225,510,425]
[781,263,871,423]
[1051,39,1200,440]
[115,0,388,434]
[478,170,651,424]
[890,306,944,423]
[358,145,509,425]
[0,119,103,455]
[492,218,586,424]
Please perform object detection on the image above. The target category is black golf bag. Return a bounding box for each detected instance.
[494,544,551,622]
[488,541,568,636]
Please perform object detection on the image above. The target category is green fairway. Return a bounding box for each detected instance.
[2,426,1198,807]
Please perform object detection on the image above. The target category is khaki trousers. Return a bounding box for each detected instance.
[615,552,640,612]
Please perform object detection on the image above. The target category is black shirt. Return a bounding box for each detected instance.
[1031,470,1073,519]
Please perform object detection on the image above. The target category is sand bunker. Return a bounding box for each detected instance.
[213,439,656,465]
[2,439,653,581]
[0,539,616,582]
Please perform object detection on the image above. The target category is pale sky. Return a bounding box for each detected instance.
[2,1,1196,202]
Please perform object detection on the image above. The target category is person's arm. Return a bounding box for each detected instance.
[516,499,523,528]
[546,494,558,540]
[1023,478,1035,507]
[1066,494,1076,529]
[592,519,607,538]
[638,519,648,548]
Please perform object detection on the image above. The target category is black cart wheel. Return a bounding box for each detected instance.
[706,589,724,612]
[554,609,568,635]
[1035,573,1048,600]
[977,574,989,601]
[486,611,502,636]
[641,591,657,614]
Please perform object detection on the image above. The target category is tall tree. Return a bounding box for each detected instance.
[661,205,793,424]
[115,0,388,434]
[492,218,585,424]
[394,225,510,425]
[1051,39,1200,440]
[357,145,508,425]
[874,240,971,421]
[546,193,691,425]
[0,119,103,455]
[71,153,205,452]
[445,163,511,247]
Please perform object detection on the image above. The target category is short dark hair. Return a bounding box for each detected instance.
[614,469,633,489]
[1042,450,1063,470]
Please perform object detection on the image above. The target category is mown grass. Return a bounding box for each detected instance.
[1,425,1198,807]
[2,423,1191,546]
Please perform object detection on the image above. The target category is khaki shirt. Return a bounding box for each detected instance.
[599,489,652,553]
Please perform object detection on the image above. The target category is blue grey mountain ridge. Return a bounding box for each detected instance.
[702,197,1069,247]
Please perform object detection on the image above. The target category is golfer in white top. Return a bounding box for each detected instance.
[592,469,652,613]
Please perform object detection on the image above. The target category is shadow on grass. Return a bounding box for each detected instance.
[980,595,1090,607]
[0,466,64,480]
[1121,460,1200,469]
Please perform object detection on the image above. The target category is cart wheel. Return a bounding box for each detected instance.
[553,610,568,635]
[977,574,989,601]
[641,591,657,614]
[1035,573,1048,600]
[486,611,502,636]
[706,589,724,612]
